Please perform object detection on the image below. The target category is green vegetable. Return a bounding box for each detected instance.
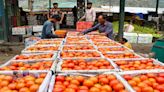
[113,21,162,38]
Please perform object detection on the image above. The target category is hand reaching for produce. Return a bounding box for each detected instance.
[77,32,84,36]
[99,33,106,36]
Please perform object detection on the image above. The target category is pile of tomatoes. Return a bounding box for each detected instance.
[53,74,128,92]
[123,73,164,92]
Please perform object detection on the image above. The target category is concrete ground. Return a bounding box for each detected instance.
[0,43,24,64]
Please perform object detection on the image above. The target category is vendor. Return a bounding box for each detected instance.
[79,2,96,22]
[78,15,113,39]
[41,15,61,39]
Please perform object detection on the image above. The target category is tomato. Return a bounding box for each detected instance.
[56,75,65,82]
[140,75,148,81]
[89,87,100,92]
[83,80,94,88]
[76,76,85,83]
[109,80,119,87]
[156,85,164,91]
[123,75,132,80]
[133,86,141,92]
[71,79,80,85]
[89,77,98,84]
[113,83,124,91]
[99,78,109,84]
[101,85,112,92]
[107,75,116,81]
[128,80,137,87]
[142,86,153,92]
[68,84,78,91]
[156,77,164,84]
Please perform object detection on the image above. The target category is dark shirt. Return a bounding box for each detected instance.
[41,20,58,39]
[83,21,113,39]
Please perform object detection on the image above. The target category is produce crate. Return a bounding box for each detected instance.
[22,45,60,54]
[0,71,52,92]
[94,42,122,47]
[62,45,96,51]
[91,38,114,43]
[0,60,57,71]
[103,52,143,61]
[76,21,93,32]
[48,72,134,92]
[60,50,104,59]
[56,58,118,73]
[119,70,164,92]
[67,32,80,36]
[113,58,164,72]
[11,53,57,62]
[64,42,92,46]
[25,37,41,47]
[66,36,89,42]
[123,32,138,43]
[98,46,133,54]
[34,41,63,46]
[138,34,153,43]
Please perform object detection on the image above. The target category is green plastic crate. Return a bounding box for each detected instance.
[151,39,164,62]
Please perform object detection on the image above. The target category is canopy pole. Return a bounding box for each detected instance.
[118,0,125,41]
[156,0,159,14]
[49,0,51,13]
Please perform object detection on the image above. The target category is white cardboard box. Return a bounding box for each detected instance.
[33,25,43,32]
[123,32,138,43]
[138,34,153,43]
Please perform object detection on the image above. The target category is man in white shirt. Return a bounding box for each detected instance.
[79,2,96,22]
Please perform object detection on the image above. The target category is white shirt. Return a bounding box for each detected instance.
[81,8,96,22]
[124,24,134,32]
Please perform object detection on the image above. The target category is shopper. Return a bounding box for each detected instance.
[48,3,64,29]
[78,15,113,39]
[79,2,96,22]
[124,20,134,32]
[41,15,61,39]
[120,38,132,49]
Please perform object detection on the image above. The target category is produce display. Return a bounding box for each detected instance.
[61,51,101,58]
[60,59,114,70]
[115,59,164,71]
[14,53,54,60]
[0,73,47,92]
[0,61,53,70]
[3,31,164,92]
[123,72,164,92]
[103,53,140,59]
[63,45,95,51]
[53,74,128,92]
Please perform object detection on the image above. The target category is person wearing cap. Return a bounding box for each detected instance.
[79,2,96,22]
[41,15,61,39]
[78,15,113,39]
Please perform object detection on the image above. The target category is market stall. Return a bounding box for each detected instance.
[0,31,163,92]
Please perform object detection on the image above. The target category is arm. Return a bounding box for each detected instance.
[105,23,113,35]
[92,9,96,22]
[79,13,86,21]
[45,23,58,38]
[59,11,64,23]
[82,23,100,34]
